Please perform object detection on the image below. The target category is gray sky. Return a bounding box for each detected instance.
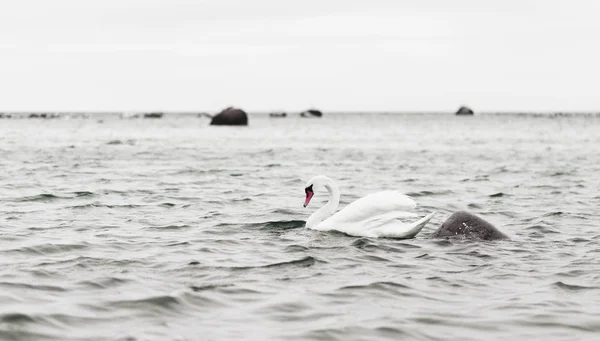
[0,0,598,112]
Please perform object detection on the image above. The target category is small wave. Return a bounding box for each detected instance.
[465,250,494,259]
[109,295,181,311]
[190,284,233,292]
[2,243,87,255]
[489,192,506,197]
[549,171,573,177]
[270,208,297,215]
[106,139,135,145]
[526,224,559,234]
[568,237,590,243]
[0,281,66,292]
[77,277,129,289]
[352,239,419,252]
[244,220,305,230]
[265,256,318,268]
[284,244,309,252]
[0,313,36,324]
[406,190,452,197]
[351,238,372,249]
[15,193,64,202]
[109,291,220,313]
[146,224,191,230]
[460,175,490,182]
[339,281,411,291]
[233,256,320,270]
[553,281,599,291]
[68,203,97,209]
[69,203,143,209]
[429,239,454,247]
[73,191,94,197]
[361,255,391,262]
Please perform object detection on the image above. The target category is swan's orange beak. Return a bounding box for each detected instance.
[304,186,314,207]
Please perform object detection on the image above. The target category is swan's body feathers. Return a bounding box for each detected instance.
[327,190,417,224]
[303,176,434,239]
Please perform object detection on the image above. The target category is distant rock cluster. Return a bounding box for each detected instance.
[204,107,326,126]
[5,105,547,124]
[0,112,93,119]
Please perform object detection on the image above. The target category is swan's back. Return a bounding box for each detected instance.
[324,190,417,224]
[310,190,435,238]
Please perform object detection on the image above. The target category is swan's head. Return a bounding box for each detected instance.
[303,175,331,207]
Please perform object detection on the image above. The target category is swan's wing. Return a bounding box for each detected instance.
[315,211,435,239]
[372,211,436,239]
[328,191,417,224]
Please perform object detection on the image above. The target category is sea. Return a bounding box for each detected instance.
[0,112,599,341]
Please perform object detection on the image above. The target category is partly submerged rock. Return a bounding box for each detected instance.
[300,109,323,118]
[455,106,474,115]
[430,211,508,240]
[143,112,164,119]
[210,107,248,126]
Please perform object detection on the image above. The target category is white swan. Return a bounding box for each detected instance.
[303,175,435,238]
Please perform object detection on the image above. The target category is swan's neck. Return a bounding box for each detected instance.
[306,181,340,228]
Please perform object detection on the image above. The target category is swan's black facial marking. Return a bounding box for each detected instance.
[304,185,314,207]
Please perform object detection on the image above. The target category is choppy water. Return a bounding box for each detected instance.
[1,113,599,341]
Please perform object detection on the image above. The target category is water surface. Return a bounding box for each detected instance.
[1,113,599,340]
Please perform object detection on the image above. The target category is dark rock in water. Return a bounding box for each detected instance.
[456,106,474,115]
[144,112,164,119]
[430,211,508,240]
[300,109,323,118]
[269,112,287,118]
[210,107,248,126]
[28,112,59,119]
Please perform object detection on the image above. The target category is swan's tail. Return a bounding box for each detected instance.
[374,211,436,239]
[401,211,436,238]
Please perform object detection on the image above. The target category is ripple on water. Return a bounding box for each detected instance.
[2,243,88,256]
[106,290,221,317]
[215,219,305,231]
[231,256,321,270]
[76,277,130,290]
[0,282,66,292]
[553,281,600,291]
